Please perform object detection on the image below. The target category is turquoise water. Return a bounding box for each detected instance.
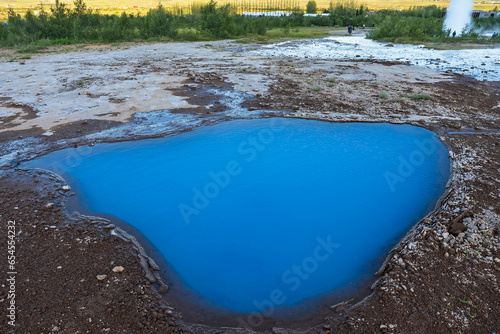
[26,118,450,314]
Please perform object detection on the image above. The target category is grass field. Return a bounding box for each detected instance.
[1,0,499,22]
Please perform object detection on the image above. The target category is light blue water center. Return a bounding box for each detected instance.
[26,119,450,314]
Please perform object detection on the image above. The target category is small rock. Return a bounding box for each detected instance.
[44,203,54,211]
[494,258,500,263]
[62,185,71,191]
[112,266,124,273]
[468,224,478,231]
[96,275,107,281]
[450,222,467,234]
[380,324,388,329]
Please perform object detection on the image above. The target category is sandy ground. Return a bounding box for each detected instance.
[0,38,499,333]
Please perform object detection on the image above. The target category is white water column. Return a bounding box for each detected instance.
[444,0,473,36]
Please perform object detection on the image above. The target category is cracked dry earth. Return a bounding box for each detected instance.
[0,39,499,333]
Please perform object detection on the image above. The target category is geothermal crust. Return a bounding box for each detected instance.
[0,39,499,333]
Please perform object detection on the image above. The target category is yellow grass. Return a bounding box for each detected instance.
[0,0,499,21]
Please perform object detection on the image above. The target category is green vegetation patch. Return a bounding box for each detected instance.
[404,94,431,100]
[1,1,499,50]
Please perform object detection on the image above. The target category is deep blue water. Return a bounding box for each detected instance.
[26,119,450,314]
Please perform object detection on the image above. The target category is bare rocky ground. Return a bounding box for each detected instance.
[0,39,499,333]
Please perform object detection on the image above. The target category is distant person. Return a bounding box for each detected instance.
[363,24,365,29]
[492,32,498,39]
[452,31,457,37]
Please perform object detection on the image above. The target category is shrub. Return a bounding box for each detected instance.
[306,0,317,14]
[141,6,177,39]
[368,16,446,42]
[199,0,234,38]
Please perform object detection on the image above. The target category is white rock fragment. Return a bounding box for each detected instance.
[112,266,124,273]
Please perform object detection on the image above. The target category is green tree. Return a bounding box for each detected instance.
[73,0,88,15]
[306,0,317,14]
[200,0,234,38]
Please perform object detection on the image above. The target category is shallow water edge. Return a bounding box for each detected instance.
[17,116,454,331]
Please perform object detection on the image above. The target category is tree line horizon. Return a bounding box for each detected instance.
[1,0,499,49]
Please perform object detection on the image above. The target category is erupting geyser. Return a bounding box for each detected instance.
[444,0,473,36]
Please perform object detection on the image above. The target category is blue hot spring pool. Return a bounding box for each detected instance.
[26,118,450,314]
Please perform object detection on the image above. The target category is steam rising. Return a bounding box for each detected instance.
[444,0,473,36]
